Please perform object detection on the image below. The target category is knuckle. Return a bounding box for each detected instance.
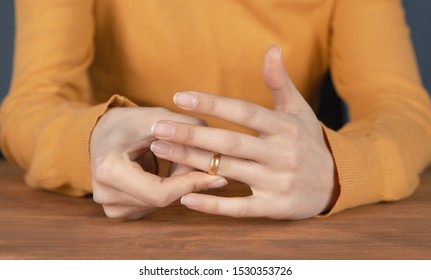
[284,119,303,140]
[207,200,221,215]
[278,172,295,188]
[278,150,300,171]
[174,145,190,163]
[264,116,281,133]
[92,155,114,185]
[179,125,195,144]
[238,102,258,123]
[224,136,243,155]
[280,142,302,170]
[270,168,295,192]
[290,125,302,140]
[276,116,293,132]
[191,182,200,193]
[288,154,301,170]
[182,172,201,193]
[150,190,171,208]
[203,95,217,113]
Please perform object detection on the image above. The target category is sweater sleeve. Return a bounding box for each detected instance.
[322,0,431,215]
[0,0,135,196]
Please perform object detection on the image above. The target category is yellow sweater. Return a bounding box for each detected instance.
[1,0,431,216]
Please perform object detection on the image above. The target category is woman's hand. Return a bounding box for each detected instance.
[90,107,228,219]
[150,46,339,220]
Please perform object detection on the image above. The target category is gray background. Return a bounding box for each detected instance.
[1,0,430,120]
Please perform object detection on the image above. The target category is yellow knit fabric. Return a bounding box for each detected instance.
[1,0,430,216]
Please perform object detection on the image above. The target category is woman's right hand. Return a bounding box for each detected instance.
[90,107,228,219]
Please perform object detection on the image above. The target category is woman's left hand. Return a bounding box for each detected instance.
[150,46,339,220]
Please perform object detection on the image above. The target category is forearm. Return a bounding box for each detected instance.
[324,0,431,215]
[0,0,137,195]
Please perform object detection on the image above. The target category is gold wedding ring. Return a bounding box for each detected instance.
[208,153,222,175]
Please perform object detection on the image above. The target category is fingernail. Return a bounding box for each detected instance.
[151,121,175,138]
[181,195,201,208]
[150,141,172,156]
[173,92,198,109]
[207,178,228,189]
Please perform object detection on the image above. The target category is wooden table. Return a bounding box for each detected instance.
[0,160,430,260]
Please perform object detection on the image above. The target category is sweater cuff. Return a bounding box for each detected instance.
[317,124,386,217]
[25,94,137,196]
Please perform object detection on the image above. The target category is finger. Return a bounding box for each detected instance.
[173,91,279,134]
[262,45,312,113]
[94,155,228,207]
[150,140,261,184]
[92,181,146,206]
[102,107,207,151]
[151,121,267,161]
[168,163,194,177]
[180,193,261,218]
[102,204,155,219]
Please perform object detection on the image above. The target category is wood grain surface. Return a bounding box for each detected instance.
[0,161,430,260]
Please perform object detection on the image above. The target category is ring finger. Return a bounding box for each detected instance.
[150,140,260,184]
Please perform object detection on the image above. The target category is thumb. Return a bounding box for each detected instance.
[262,45,311,112]
[168,162,194,177]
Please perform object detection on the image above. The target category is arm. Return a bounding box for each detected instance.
[0,0,114,195]
[0,0,226,219]
[149,1,431,219]
[323,0,431,215]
